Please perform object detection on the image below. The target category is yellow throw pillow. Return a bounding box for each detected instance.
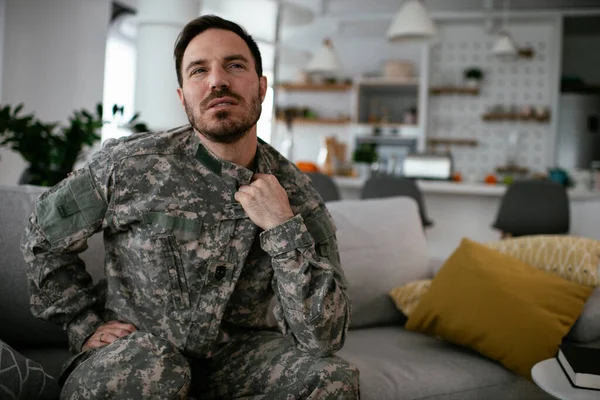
[485,235,600,287]
[389,279,431,317]
[405,238,593,379]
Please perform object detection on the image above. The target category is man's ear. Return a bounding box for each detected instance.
[176,87,185,107]
[259,76,268,102]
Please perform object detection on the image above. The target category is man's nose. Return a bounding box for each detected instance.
[208,68,230,91]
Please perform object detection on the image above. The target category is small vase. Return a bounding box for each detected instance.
[465,79,480,88]
[355,163,371,179]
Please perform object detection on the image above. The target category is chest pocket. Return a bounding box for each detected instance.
[142,212,203,243]
[141,213,203,310]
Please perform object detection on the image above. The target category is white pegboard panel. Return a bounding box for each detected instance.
[427,20,558,181]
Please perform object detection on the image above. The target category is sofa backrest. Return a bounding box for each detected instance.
[0,185,430,347]
[326,197,431,329]
[0,185,105,349]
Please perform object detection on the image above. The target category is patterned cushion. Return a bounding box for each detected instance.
[0,339,60,399]
[389,279,431,317]
[485,235,600,287]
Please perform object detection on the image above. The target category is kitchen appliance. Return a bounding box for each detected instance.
[402,153,453,180]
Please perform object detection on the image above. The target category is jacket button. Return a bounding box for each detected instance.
[215,265,227,281]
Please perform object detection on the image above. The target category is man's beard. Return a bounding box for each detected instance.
[184,88,262,144]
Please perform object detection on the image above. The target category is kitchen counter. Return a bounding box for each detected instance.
[332,176,600,261]
[333,177,600,200]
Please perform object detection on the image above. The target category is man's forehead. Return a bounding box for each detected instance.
[184,29,252,60]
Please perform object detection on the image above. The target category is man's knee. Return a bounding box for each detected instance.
[305,357,360,400]
[61,331,190,400]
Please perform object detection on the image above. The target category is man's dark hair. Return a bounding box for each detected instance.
[174,15,263,87]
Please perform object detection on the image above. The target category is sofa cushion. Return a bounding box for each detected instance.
[0,185,106,348]
[485,235,600,287]
[338,327,551,400]
[405,238,592,379]
[327,197,430,329]
[0,339,61,399]
[18,346,73,383]
[389,279,431,317]
[568,287,600,343]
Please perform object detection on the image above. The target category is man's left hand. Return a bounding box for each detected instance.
[235,173,294,230]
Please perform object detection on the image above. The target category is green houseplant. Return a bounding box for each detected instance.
[352,143,378,178]
[0,103,148,186]
[464,67,484,88]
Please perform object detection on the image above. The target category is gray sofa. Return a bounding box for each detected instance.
[0,184,572,399]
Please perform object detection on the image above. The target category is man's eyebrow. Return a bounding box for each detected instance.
[185,59,206,73]
[224,54,249,63]
[185,55,250,74]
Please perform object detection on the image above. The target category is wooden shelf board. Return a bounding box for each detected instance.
[356,77,419,87]
[481,113,550,123]
[276,117,351,125]
[356,122,418,128]
[430,86,480,95]
[276,83,352,92]
[427,138,478,146]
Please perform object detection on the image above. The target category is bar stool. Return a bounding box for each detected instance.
[492,179,570,238]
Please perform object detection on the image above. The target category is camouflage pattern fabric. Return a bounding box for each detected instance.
[61,332,190,399]
[21,125,357,397]
[61,330,359,399]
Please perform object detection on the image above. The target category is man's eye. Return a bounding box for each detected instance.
[192,68,206,75]
[229,63,244,69]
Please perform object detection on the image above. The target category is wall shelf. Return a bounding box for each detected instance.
[356,77,419,87]
[481,113,551,123]
[276,83,353,92]
[427,138,479,147]
[357,123,417,128]
[276,117,351,125]
[430,86,480,95]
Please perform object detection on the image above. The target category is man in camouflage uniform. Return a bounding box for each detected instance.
[21,14,359,399]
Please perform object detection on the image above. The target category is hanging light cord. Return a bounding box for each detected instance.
[502,0,510,32]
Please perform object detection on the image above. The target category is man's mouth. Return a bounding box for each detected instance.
[207,97,238,109]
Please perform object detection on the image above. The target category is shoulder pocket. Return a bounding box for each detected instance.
[36,169,107,246]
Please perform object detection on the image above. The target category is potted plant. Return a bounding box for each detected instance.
[0,103,148,186]
[464,67,484,88]
[352,143,378,178]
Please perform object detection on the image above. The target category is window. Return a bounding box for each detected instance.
[101,13,137,144]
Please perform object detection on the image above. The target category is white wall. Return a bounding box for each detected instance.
[0,0,111,185]
[562,35,600,84]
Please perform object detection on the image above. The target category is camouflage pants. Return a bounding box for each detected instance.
[60,331,360,399]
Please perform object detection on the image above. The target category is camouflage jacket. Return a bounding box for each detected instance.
[21,125,350,358]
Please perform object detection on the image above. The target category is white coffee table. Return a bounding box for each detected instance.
[531,358,599,400]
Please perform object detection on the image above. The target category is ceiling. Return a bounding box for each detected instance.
[324,0,600,15]
[114,0,600,63]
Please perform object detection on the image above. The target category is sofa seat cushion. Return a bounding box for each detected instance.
[338,327,552,400]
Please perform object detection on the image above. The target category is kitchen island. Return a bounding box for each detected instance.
[333,177,600,261]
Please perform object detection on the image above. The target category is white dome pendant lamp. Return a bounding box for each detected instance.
[305,38,342,73]
[387,0,437,42]
[492,0,518,59]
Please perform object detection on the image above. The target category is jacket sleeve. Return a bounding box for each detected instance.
[21,148,115,353]
[260,205,351,357]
